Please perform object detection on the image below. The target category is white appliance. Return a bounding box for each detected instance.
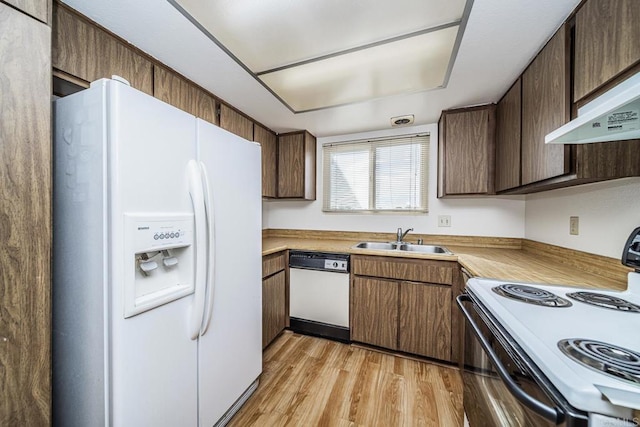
[459,228,640,426]
[288,251,350,342]
[52,78,262,427]
[546,73,640,144]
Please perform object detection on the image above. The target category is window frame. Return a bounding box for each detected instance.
[322,134,429,214]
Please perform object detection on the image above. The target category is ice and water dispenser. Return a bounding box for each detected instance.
[124,213,195,318]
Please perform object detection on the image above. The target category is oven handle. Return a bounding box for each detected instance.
[456,294,565,425]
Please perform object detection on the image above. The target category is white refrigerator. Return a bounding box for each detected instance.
[53,78,262,427]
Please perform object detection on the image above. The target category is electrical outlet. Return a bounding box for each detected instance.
[570,216,579,235]
[438,215,451,227]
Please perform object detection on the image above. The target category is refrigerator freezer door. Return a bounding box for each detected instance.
[196,119,263,426]
[108,81,199,426]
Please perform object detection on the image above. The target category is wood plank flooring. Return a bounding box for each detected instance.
[229,332,464,426]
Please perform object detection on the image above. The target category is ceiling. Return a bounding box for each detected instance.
[62,0,581,137]
[171,0,468,113]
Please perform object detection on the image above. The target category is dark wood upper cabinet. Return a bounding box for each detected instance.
[4,0,49,24]
[277,131,316,200]
[521,26,571,186]
[438,105,495,197]
[574,0,640,103]
[52,3,152,95]
[220,103,254,141]
[52,4,87,79]
[153,65,217,124]
[495,79,522,192]
[1,3,51,424]
[254,124,278,198]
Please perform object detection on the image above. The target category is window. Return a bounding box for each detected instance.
[323,134,429,213]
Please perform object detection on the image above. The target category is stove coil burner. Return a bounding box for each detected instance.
[566,291,640,313]
[492,284,572,307]
[558,339,640,386]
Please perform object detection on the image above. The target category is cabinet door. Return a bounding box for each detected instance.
[495,79,522,192]
[262,271,286,349]
[254,124,277,198]
[52,4,88,80]
[574,0,640,102]
[399,282,452,361]
[86,26,153,95]
[351,277,398,350]
[154,66,217,124]
[521,27,570,185]
[220,103,253,140]
[277,131,316,199]
[440,105,495,195]
[0,4,51,424]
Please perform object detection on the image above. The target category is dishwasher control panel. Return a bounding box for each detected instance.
[289,250,350,273]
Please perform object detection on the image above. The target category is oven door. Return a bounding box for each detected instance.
[457,294,588,427]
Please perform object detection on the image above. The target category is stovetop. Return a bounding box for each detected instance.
[466,274,640,417]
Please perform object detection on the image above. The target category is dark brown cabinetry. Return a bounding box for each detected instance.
[52,3,153,94]
[262,252,287,348]
[154,65,217,125]
[254,124,278,198]
[574,0,640,103]
[220,103,254,141]
[495,79,522,192]
[277,131,316,200]
[438,105,495,197]
[399,282,452,361]
[0,2,51,424]
[350,256,457,363]
[521,26,571,186]
[351,277,399,349]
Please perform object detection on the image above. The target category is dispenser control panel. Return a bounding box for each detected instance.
[123,213,195,318]
[132,219,192,252]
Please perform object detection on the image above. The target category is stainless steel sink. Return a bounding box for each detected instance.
[354,242,399,250]
[397,244,452,254]
[353,242,452,255]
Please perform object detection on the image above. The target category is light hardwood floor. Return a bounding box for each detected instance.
[229,332,464,426]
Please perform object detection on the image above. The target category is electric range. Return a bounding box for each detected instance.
[465,274,640,424]
[459,227,640,426]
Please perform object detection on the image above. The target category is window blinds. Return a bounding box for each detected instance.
[323,134,429,213]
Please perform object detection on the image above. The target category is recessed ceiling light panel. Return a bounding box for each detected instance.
[171,0,472,112]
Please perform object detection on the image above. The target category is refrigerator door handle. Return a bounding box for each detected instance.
[200,163,216,336]
[187,160,207,340]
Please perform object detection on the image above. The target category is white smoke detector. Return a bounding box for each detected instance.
[391,114,414,127]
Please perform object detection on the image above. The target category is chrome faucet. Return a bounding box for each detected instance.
[396,227,413,243]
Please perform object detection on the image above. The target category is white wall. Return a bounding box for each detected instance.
[525,177,640,259]
[263,124,526,237]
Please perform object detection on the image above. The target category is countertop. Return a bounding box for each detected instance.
[262,234,631,291]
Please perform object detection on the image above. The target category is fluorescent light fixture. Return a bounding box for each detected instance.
[171,0,472,112]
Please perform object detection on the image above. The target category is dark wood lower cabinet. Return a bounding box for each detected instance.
[262,251,287,348]
[351,256,456,363]
[399,282,452,361]
[351,277,398,350]
[262,271,286,349]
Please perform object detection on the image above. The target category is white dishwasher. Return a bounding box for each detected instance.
[289,251,350,342]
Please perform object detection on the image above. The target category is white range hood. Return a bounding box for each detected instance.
[546,73,640,144]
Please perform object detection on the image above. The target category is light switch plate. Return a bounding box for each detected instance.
[438,215,451,227]
[570,216,579,235]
